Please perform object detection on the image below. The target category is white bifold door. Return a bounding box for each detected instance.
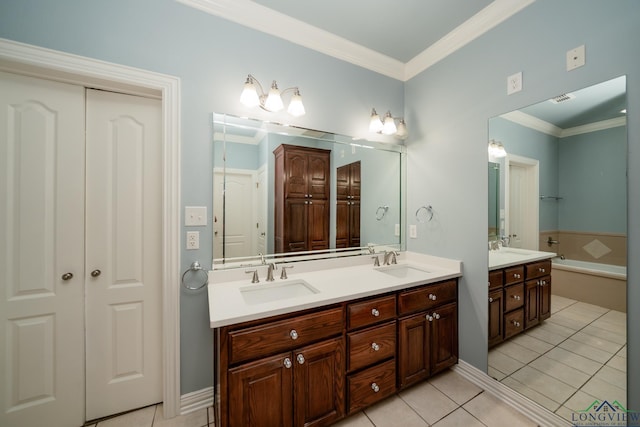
[0,71,162,427]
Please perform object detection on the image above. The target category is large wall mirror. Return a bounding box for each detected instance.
[487,76,628,418]
[213,113,405,267]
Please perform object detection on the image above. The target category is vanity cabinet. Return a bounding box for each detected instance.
[488,259,552,348]
[216,278,459,427]
[274,144,331,253]
[336,161,361,249]
[397,280,458,389]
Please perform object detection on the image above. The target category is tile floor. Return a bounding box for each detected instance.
[488,295,627,423]
[87,369,539,427]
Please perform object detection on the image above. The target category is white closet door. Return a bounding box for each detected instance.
[0,71,86,427]
[85,89,162,420]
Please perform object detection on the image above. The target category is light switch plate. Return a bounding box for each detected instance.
[409,225,417,239]
[185,206,207,226]
[507,72,523,95]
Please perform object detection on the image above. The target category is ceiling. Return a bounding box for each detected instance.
[178,0,534,80]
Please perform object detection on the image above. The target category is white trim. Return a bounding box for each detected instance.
[0,38,182,419]
[180,387,214,415]
[560,116,627,138]
[505,154,539,250]
[176,0,533,81]
[501,110,627,138]
[453,360,572,426]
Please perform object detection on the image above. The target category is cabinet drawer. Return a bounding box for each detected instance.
[488,270,503,290]
[347,295,396,330]
[504,308,524,339]
[526,260,552,280]
[398,280,457,316]
[348,359,396,414]
[229,307,344,365]
[504,266,524,285]
[348,321,396,372]
[504,284,524,312]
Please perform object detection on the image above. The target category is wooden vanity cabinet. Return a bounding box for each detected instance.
[274,144,331,253]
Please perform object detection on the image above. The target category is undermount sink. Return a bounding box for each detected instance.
[240,279,319,305]
[375,264,432,278]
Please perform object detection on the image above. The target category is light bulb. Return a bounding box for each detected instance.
[264,80,284,112]
[239,76,260,108]
[382,111,397,135]
[369,108,383,133]
[287,89,306,116]
[395,119,408,139]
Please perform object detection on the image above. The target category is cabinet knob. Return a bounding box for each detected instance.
[489,297,494,303]
[283,358,292,369]
[428,293,437,301]
[371,342,380,352]
[514,273,521,279]
[290,329,299,340]
[539,267,546,273]
[426,314,433,322]
[371,382,380,393]
[512,295,521,301]
[512,320,521,327]
[371,308,380,317]
[296,354,305,365]
[434,312,440,320]
[487,281,491,287]
[61,272,74,281]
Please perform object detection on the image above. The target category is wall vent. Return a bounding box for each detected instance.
[550,93,575,104]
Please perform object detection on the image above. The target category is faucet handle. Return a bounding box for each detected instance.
[391,251,399,264]
[245,269,259,283]
[280,265,293,280]
[372,256,380,267]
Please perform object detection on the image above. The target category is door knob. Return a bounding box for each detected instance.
[61,272,73,281]
[91,269,102,277]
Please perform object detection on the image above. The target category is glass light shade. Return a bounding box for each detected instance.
[287,90,306,117]
[240,79,260,108]
[488,140,507,158]
[395,119,408,139]
[369,109,383,133]
[264,81,284,112]
[382,112,397,135]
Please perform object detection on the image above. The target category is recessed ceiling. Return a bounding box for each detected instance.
[178,0,535,80]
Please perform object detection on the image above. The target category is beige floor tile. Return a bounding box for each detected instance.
[508,333,555,354]
[96,405,156,427]
[570,302,609,315]
[463,392,537,427]
[617,345,627,358]
[528,355,591,389]
[153,404,208,427]
[592,365,627,391]
[525,322,573,345]
[510,365,576,404]
[606,354,627,372]
[580,376,626,406]
[428,369,482,405]
[432,408,485,427]
[558,307,602,323]
[570,330,624,353]
[494,341,542,363]
[554,405,578,423]
[332,412,374,427]
[562,390,601,412]
[550,295,577,313]
[399,381,458,425]
[547,313,590,331]
[545,347,602,375]
[488,349,524,376]
[501,377,561,412]
[558,339,615,363]
[488,366,506,381]
[580,324,627,345]
[363,395,428,427]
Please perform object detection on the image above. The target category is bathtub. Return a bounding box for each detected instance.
[551,258,627,312]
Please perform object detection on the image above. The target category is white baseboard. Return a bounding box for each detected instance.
[180,387,214,415]
[453,360,572,427]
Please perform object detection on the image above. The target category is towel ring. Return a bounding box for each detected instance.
[415,205,434,223]
[182,261,208,290]
[375,205,389,221]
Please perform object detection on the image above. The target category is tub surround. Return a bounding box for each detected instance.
[207,251,461,328]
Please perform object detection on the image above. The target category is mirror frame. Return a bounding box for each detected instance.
[212,113,407,269]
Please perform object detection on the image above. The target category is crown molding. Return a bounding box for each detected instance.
[501,110,627,138]
[177,0,534,81]
[560,116,627,138]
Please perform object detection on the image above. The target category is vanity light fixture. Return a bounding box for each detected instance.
[369,108,408,139]
[240,74,306,116]
[488,139,507,158]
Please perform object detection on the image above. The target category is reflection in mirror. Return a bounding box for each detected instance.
[487,77,628,416]
[488,162,500,240]
[213,113,405,268]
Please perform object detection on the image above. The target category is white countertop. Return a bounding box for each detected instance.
[488,247,556,270]
[207,251,462,328]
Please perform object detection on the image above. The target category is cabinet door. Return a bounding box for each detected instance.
[349,201,361,247]
[307,152,330,199]
[398,313,429,388]
[335,200,349,249]
[285,199,308,252]
[285,150,309,199]
[488,290,504,347]
[431,302,458,375]
[524,280,540,329]
[539,276,551,321]
[293,338,344,427]
[228,352,293,427]
[308,199,329,250]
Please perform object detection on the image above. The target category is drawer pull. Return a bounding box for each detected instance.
[487,281,491,287]
[371,382,380,393]
[296,354,305,365]
[290,329,299,340]
[512,320,521,327]
[513,273,521,279]
[428,293,437,301]
[489,297,493,303]
[434,312,440,320]
[371,308,380,317]
[371,342,380,352]
[283,358,292,369]
[511,295,521,301]
[426,314,433,322]
[539,267,546,273]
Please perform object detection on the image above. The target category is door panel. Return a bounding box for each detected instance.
[0,71,85,427]
[85,89,162,420]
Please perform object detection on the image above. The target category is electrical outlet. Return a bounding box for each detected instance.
[566,45,585,71]
[507,72,523,95]
[409,225,417,239]
[186,231,199,250]
[394,224,400,236]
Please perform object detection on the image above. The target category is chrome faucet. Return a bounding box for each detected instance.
[266,263,277,281]
[245,269,259,283]
[383,251,399,265]
[372,255,380,267]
